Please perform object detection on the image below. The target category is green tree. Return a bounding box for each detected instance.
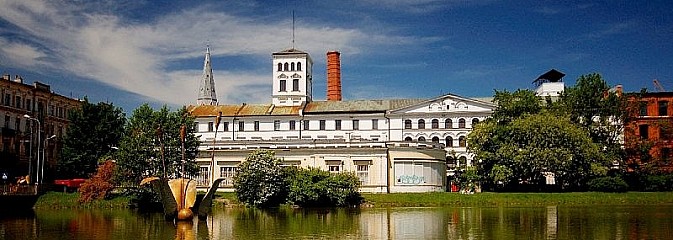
[469,90,609,190]
[233,150,288,207]
[559,73,626,168]
[116,104,198,185]
[286,167,362,207]
[57,98,125,179]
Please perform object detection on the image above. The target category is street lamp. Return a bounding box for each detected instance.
[43,134,56,184]
[24,114,40,185]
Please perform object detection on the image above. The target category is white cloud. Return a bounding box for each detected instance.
[0,38,48,68]
[0,1,431,107]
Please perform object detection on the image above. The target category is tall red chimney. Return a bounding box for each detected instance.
[326,51,342,101]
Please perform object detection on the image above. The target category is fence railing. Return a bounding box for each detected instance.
[0,184,38,195]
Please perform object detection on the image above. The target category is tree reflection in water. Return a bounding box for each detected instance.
[1,206,673,239]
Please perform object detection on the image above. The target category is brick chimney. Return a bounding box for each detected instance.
[326,51,342,101]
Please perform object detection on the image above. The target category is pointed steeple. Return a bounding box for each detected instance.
[197,46,217,105]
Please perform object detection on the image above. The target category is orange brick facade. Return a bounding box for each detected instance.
[625,92,673,172]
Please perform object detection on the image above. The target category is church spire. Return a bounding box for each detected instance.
[197,46,217,105]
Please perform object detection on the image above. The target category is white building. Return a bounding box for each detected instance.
[187,47,495,193]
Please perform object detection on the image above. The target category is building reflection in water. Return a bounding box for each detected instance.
[2,205,673,239]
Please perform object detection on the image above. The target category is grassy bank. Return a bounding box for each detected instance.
[362,192,673,207]
[34,191,673,209]
[34,192,131,209]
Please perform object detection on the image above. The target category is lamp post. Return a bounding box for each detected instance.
[43,135,56,184]
[24,114,40,185]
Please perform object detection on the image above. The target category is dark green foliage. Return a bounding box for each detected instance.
[587,176,629,192]
[286,167,362,207]
[58,98,125,179]
[639,174,673,192]
[233,150,288,207]
[233,150,362,208]
[116,105,199,186]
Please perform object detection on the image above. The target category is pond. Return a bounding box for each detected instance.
[2,205,672,239]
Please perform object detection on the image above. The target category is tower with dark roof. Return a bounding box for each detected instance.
[197,46,217,105]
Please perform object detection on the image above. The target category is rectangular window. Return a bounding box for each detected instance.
[15,96,21,108]
[254,121,260,131]
[197,167,210,187]
[279,80,286,92]
[223,122,229,132]
[208,122,214,132]
[319,120,326,130]
[292,79,299,91]
[15,117,20,131]
[303,120,310,130]
[239,121,245,132]
[639,101,648,116]
[639,124,649,139]
[289,120,296,130]
[659,101,668,116]
[4,94,10,106]
[662,148,671,163]
[353,120,359,130]
[372,119,378,130]
[274,120,280,131]
[335,120,341,130]
[356,164,369,185]
[328,165,340,173]
[4,116,8,128]
[26,99,31,111]
[219,166,238,186]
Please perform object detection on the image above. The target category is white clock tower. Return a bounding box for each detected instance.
[271,48,313,106]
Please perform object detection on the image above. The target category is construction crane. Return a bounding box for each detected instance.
[654,79,665,92]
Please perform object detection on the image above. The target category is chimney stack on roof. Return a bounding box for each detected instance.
[326,51,342,101]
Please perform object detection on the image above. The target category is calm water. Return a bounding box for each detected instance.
[2,205,672,239]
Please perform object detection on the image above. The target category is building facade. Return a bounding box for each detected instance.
[625,92,673,172]
[0,74,81,183]
[187,48,495,193]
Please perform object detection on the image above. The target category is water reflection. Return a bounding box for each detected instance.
[2,205,673,239]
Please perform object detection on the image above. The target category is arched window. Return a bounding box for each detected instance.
[458,118,466,128]
[445,136,453,147]
[404,137,412,141]
[459,136,466,147]
[445,119,452,129]
[459,156,467,166]
[431,119,439,129]
[297,62,302,71]
[418,119,425,129]
[277,63,282,71]
[472,118,480,128]
[418,136,426,142]
[432,136,439,143]
[404,120,412,129]
[291,62,295,71]
[284,62,289,71]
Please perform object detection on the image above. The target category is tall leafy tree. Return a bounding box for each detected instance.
[559,73,626,169]
[58,98,125,179]
[116,104,199,185]
[469,90,609,190]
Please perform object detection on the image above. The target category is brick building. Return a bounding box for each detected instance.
[625,92,673,172]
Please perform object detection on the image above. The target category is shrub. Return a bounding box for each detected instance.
[78,160,117,203]
[287,167,362,207]
[640,174,673,192]
[587,176,629,193]
[233,150,288,207]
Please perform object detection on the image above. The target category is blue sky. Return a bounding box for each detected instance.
[0,0,671,112]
